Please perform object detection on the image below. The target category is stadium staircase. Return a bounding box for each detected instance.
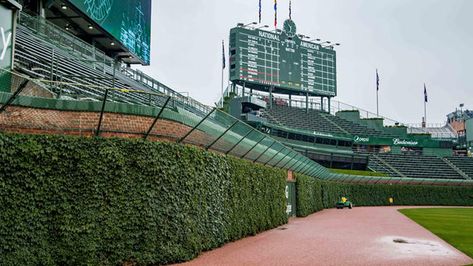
[443,157,473,180]
[368,154,406,178]
[368,153,468,180]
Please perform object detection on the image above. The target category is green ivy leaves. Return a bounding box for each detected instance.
[295,173,473,218]
[0,133,287,265]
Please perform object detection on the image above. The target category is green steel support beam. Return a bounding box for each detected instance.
[143,96,171,140]
[264,146,285,166]
[289,155,304,170]
[275,151,293,168]
[296,162,309,174]
[291,159,305,172]
[178,108,216,143]
[95,89,109,137]
[253,140,276,163]
[0,80,28,113]
[303,167,313,176]
[225,128,255,155]
[241,136,266,159]
[293,160,307,173]
[304,162,318,175]
[298,160,311,174]
[298,161,312,174]
[308,168,318,177]
[206,120,239,150]
[281,153,298,169]
[311,170,321,178]
[307,168,318,177]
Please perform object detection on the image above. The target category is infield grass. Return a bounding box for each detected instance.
[399,208,473,258]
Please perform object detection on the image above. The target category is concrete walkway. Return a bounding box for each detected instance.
[178,207,473,266]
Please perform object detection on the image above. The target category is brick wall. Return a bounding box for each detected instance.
[0,105,300,181]
[0,106,214,146]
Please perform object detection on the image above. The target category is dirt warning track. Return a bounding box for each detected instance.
[178,206,472,266]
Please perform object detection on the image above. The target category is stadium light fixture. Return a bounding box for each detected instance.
[298,34,310,39]
[110,42,115,46]
[322,42,341,49]
[65,24,70,31]
[88,25,94,30]
[61,4,67,10]
[244,22,258,27]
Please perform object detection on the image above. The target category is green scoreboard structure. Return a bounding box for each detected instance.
[67,0,151,65]
[229,20,337,97]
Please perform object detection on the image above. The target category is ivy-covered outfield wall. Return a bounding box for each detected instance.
[0,133,287,265]
[296,174,473,217]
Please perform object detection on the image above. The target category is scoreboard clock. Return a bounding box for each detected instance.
[229,20,337,97]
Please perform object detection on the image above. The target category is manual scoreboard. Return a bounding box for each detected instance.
[229,20,337,96]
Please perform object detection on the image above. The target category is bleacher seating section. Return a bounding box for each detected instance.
[13,14,210,117]
[368,153,469,180]
[262,105,395,138]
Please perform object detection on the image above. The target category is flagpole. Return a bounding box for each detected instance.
[376,90,379,117]
[376,69,379,117]
[221,64,224,108]
[221,40,225,108]
[424,95,427,126]
[424,100,426,125]
[424,83,427,127]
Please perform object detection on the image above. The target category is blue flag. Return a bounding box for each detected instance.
[222,40,226,69]
[274,0,277,27]
[424,83,428,102]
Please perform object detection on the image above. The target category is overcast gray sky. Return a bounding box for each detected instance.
[137,0,473,124]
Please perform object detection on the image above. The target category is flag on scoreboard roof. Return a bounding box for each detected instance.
[289,0,292,20]
[222,40,226,69]
[259,0,262,23]
[274,0,277,28]
[424,83,428,102]
[376,69,379,91]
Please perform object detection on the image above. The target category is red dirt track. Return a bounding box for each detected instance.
[178,207,473,266]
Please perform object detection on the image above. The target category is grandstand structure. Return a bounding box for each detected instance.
[0,1,472,186]
[226,90,473,180]
[224,19,473,182]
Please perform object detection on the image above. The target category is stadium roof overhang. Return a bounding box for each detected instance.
[42,0,143,65]
[2,0,22,10]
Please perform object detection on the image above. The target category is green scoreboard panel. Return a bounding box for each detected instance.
[229,20,337,96]
[68,0,151,65]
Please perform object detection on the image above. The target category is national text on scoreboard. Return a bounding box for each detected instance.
[229,20,337,97]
